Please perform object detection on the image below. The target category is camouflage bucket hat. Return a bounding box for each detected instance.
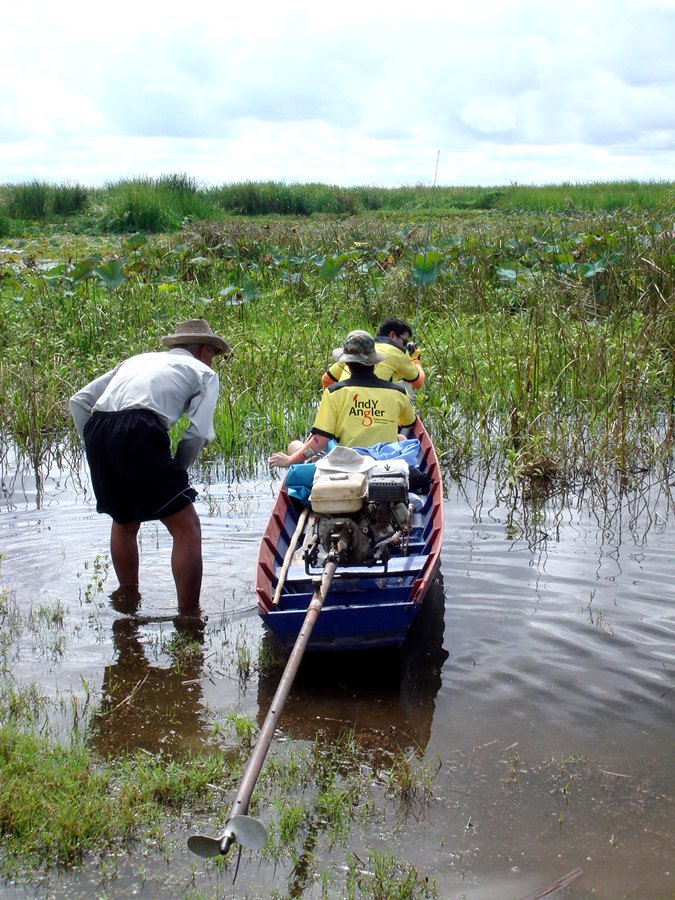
[332,330,385,366]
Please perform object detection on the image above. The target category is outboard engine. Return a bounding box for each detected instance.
[304,460,412,571]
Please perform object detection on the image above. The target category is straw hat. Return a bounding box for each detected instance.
[332,330,385,366]
[162,319,230,355]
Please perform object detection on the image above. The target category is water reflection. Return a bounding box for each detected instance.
[2,445,674,896]
[441,467,675,738]
[90,596,209,758]
[451,460,675,554]
[1,442,88,512]
[255,577,448,759]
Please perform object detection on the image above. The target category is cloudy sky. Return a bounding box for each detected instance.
[2,0,674,188]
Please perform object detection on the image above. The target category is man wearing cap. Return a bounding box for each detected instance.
[269,330,416,469]
[321,317,425,392]
[70,319,229,612]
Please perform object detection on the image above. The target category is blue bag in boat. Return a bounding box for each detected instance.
[281,440,336,506]
[283,463,316,506]
[351,438,421,467]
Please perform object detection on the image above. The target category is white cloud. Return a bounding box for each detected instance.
[460,100,518,135]
[1,0,674,186]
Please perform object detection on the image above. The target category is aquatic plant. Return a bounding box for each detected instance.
[51,183,89,217]
[346,849,438,899]
[5,180,50,220]
[0,724,234,872]
[0,202,672,493]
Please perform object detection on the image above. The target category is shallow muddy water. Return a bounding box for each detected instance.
[0,452,673,898]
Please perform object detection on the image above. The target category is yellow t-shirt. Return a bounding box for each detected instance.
[311,377,416,447]
[325,340,422,386]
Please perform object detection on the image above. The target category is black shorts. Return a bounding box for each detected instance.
[83,410,197,524]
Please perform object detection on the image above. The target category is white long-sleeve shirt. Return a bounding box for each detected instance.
[69,349,220,469]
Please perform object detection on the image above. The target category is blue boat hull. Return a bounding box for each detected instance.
[256,420,444,652]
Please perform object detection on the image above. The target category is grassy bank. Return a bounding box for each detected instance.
[0,177,673,236]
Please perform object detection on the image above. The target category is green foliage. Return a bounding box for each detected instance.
[498,179,674,213]
[1,181,90,221]
[211,180,358,216]
[346,849,438,898]
[411,249,444,286]
[1,178,673,230]
[0,725,116,869]
[102,177,182,232]
[0,724,233,872]
[0,206,11,238]
[100,175,212,232]
[51,182,89,216]
[156,172,201,194]
[0,207,673,482]
[6,180,50,219]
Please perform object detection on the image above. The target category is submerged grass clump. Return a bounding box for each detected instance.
[0,722,235,875]
[0,725,116,870]
[346,849,438,899]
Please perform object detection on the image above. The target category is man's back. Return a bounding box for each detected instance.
[92,351,214,427]
[313,371,416,447]
[70,349,219,439]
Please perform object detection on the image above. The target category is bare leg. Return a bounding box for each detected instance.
[110,520,141,587]
[161,503,202,613]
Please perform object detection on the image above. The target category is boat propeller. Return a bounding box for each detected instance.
[187,814,267,857]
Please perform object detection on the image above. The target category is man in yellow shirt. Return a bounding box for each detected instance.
[321,317,425,391]
[269,330,416,468]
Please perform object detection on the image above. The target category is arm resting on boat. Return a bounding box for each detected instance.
[269,432,331,469]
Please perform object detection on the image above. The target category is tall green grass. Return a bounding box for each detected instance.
[5,180,51,219]
[1,180,89,220]
[1,178,673,233]
[51,182,89,216]
[102,175,212,231]
[0,210,672,485]
[499,179,675,213]
[210,180,358,216]
[0,206,10,238]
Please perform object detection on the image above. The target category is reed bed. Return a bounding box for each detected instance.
[1,177,673,234]
[0,206,673,490]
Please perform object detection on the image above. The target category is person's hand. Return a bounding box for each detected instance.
[268,452,291,469]
[406,341,421,361]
